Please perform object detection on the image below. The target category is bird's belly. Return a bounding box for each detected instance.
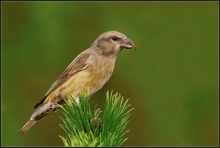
[57,65,114,98]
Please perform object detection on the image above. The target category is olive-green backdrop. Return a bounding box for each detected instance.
[2,1,218,146]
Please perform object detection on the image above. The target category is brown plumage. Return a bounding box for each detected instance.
[18,31,135,134]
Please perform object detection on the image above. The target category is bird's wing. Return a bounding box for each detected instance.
[34,51,91,109]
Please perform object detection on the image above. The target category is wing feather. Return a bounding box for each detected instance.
[34,51,91,109]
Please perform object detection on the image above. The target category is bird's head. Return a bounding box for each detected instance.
[92,31,135,56]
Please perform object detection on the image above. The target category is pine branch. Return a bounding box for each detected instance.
[59,90,134,146]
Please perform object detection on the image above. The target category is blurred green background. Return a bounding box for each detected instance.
[2,1,218,146]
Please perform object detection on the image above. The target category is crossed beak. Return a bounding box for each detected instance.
[121,37,136,50]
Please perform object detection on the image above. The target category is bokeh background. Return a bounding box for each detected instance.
[2,1,218,146]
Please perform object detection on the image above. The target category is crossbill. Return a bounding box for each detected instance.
[18,31,135,134]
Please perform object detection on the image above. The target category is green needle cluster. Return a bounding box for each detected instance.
[59,91,134,146]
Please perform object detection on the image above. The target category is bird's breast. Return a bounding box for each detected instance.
[57,56,116,98]
[85,57,116,94]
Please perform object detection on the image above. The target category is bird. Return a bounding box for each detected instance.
[18,31,135,134]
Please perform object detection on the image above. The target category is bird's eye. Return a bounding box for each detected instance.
[112,36,119,41]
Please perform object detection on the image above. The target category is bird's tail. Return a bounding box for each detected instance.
[18,120,37,134]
